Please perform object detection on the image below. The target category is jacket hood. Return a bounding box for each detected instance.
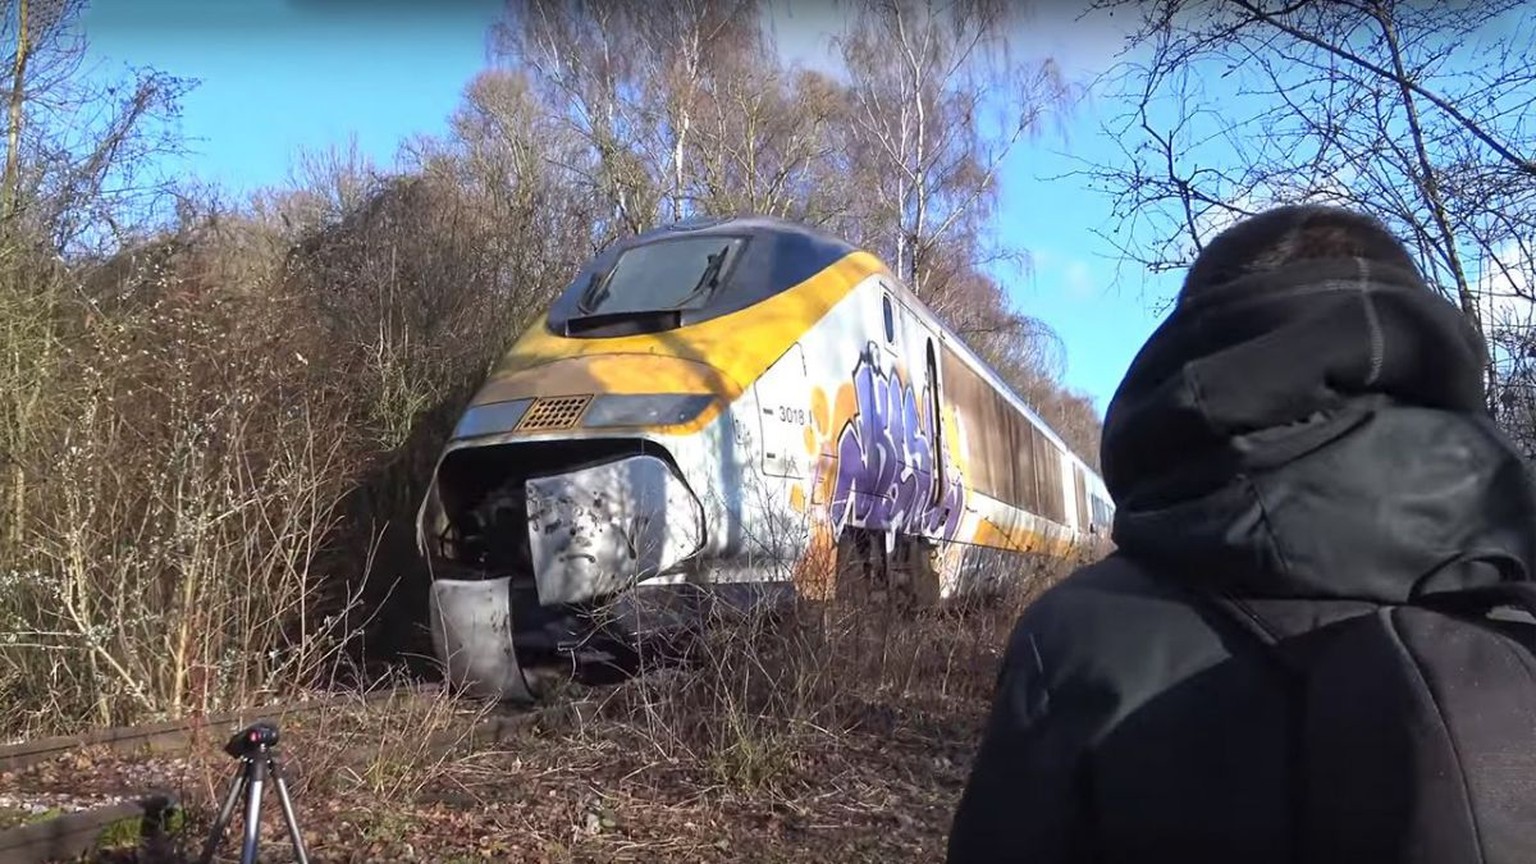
[1102,255,1536,603]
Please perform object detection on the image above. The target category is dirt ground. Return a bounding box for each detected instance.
[3,603,1015,863]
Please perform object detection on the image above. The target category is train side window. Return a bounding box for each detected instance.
[882,294,895,343]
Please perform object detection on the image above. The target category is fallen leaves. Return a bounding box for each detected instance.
[2,596,1035,862]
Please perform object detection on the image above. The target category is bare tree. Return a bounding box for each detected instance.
[686,60,853,222]
[631,0,763,221]
[491,0,842,243]
[489,1,656,245]
[815,0,1100,457]
[1,0,189,256]
[833,0,1075,300]
[1,0,72,223]
[0,0,189,556]
[1488,297,1536,456]
[406,68,594,317]
[1080,0,1536,425]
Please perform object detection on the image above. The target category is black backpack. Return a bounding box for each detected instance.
[1197,575,1536,864]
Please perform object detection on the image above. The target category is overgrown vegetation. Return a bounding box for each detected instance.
[7,550,1095,863]
[0,0,1104,740]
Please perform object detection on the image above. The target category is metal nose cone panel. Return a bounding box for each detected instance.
[526,454,706,606]
[428,575,534,703]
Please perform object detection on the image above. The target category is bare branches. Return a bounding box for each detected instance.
[3,0,35,221]
[1369,2,1477,334]
[1228,0,1536,178]
[1083,0,1536,437]
[2,0,191,255]
[833,0,1075,299]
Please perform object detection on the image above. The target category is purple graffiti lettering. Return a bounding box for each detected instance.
[827,345,966,541]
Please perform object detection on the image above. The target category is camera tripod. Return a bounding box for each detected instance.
[197,721,310,864]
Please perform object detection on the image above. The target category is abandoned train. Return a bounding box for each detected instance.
[415,215,1113,701]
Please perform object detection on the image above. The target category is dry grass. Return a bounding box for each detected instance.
[586,543,1091,785]
[6,543,1101,863]
[0,236,376,738]
[0,166,570,740]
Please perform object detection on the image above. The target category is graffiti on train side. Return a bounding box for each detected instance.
[825,343,965,539]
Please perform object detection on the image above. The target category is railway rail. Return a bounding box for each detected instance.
[0,684,552,864]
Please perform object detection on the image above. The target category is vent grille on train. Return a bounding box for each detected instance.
[516,395,593,431]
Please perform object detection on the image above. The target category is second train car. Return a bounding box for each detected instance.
[415,215,1113,701]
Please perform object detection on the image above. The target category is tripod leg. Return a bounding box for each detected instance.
[240,752,268,864]
[198,763,250,864]
[269,757,311,864]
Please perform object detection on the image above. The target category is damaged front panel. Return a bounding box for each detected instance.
[526,454,706,605]
[428,575,535,703]
[420,437,711,699]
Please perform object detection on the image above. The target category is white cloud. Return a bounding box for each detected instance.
[758,0,1140,86]
[1474,240,1536,331]
[1188,173,1362,248]
[1064,259,1096,300]
[759,0,848,76]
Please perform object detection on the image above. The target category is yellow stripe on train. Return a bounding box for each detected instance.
[474,249,888,412]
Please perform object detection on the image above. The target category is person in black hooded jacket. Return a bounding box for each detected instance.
[945,204,1536,863]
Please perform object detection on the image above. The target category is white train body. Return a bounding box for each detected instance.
[415,217,1112,700]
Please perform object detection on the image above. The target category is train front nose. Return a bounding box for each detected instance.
[426,449,707,700]
[522,452,707,605]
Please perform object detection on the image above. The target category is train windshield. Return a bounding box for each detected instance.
[576,236,747,317]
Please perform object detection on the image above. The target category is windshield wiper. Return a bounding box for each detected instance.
[575,272,608,315]
[568,244,730,331]
[676,246,730,307]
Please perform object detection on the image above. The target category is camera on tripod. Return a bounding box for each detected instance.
[198,720,310,864]
[224,721,280,757]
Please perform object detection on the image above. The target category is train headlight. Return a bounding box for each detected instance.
[583,393,715,429]
[452,398,533,440]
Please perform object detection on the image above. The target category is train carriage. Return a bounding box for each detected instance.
[414,215,1113,701]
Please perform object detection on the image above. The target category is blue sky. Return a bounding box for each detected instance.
[79,0,1170,416]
